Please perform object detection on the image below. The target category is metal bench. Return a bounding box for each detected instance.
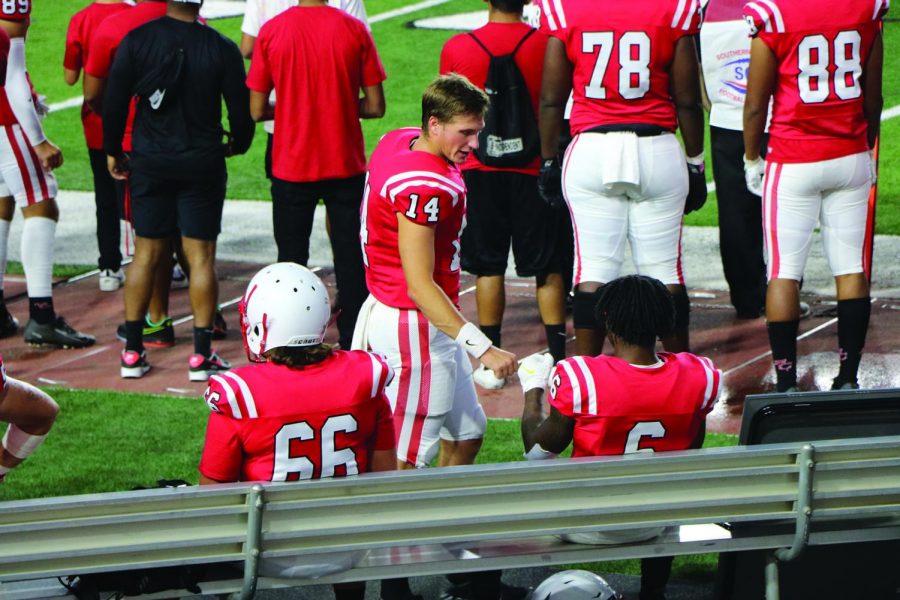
[3,435,900,600]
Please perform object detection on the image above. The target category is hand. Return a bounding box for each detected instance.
[743,155,765,197]
[107,153,130,181]
[868,149,877,185]
[479,346,518,380]
[34,140,63,171]
[684,160,707,214]
[223,130,235,157]
[518,353,554,393]
[538,158,565,209]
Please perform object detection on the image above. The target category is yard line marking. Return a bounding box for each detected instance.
[369,0,454,23]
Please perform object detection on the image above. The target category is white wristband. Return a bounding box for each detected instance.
[686,152,705,166]
[455,322,492,358]
[2,425,47,460]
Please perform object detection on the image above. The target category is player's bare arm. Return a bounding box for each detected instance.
[862,30,884,149]
[742,37,777,162]
[240,33,256,59]
[198,474,223,485]
[358,83,385,119]
[397,215,517,379]
[249,89,274,122]
[0,19,27,40]
[83,73,106,114]
[0,378,59,481]
[670,35,704,158]
[521,390,573,455]
[538,37,572,160]
[370,449,396,472]
[64,68,79,86]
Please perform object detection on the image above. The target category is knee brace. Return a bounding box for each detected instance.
[573,290,600,330]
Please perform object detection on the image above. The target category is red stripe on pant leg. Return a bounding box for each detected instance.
[563,135,582,286]
[406,313,431,466]
[766,162,783,279]
[5,126,35,205]
[394,310,414,464]
[20,130,50,200]
[675,223,685,285]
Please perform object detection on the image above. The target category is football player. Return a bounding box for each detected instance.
[743,0,886,392]
[519,275,720,600]
[0,7,95,348]
[198,262,395,600]
[538,0,706,357]
[0,352,59,483]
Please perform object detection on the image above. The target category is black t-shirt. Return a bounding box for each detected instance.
[103,16,254,179]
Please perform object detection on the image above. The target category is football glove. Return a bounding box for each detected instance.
[538,158,565,209]
[684,154,707,214]
[518,352,554,393]
[743,155,765,197]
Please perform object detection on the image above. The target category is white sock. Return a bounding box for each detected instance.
[21,216,55,298]
[0,218,10,293]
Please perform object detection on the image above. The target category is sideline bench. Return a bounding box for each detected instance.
[3,435,900,600]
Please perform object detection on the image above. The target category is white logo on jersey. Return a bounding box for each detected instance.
[149,89,166,110]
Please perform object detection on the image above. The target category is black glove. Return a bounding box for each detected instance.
[684,161,707,214]
[538,158,565,209]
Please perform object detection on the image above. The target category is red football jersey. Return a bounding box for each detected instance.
[548,352,720,458]
[539,0,701,135]
[0,28,14,127]
[64,1,131,150]
[361,127,467,309]
[744,0,887,163]
[439,22,547,176]
[246,5,386,182]
[0,0,30,21]
[199,350,396,483]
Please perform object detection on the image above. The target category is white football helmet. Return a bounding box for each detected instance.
[239,263,331,362]
[531,570,622,600]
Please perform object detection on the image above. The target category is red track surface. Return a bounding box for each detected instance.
[2,261,899,435]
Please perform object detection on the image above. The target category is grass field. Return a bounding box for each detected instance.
[25,2,900,232]
[4,1,895,584]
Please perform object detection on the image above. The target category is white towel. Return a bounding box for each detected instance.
[599,131,641,187]
[350,294,379,350]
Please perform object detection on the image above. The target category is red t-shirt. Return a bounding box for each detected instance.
[64,1,131,150]
[0,0,30,21]
[548,352,720,458]
[246,5,386,182]
[439,22,547,176]
[743,0,886,163]
[199,351,396,483]
[539,0,701,135]
[362,127,467,309]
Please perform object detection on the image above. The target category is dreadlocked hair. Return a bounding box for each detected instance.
[263,344,334,368]
[594,275,676,347]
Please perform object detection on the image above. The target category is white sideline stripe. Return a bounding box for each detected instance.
[369,0,453,23]
[46,0,455,114]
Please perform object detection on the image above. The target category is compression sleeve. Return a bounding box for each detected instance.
[5,39,45,145]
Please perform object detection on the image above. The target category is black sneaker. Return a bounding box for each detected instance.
[441,581,529,600]
[0,308,18,338]
[116,317,175,348]
[188,351,231,382]
[831,379,860,390]
[24,316,95,349]
[212,310,227,340]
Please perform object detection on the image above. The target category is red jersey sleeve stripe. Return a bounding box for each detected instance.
[222,371,258,419]
[558,359,583,414]
[681,0,701,31]
[873,0,889,20]
[754,0,785,32]
[210,374,242,419]
[696,356,721,411]
[571,356,598,415]
[368,352,392,398]
[671,0,689,30]
[381,170,465,197]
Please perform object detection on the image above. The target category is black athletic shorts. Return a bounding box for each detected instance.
[461,169,568,278]
[128,168,226,241]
